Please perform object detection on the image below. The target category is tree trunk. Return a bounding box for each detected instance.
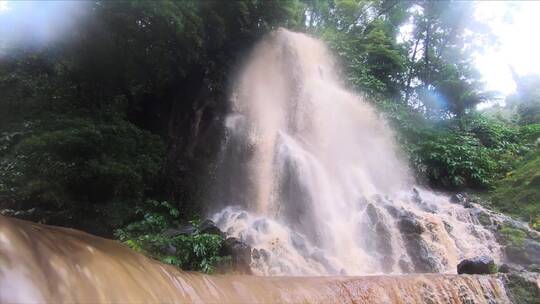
[404,36,420,103]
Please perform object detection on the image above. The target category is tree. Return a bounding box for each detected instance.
[507,73,540,125]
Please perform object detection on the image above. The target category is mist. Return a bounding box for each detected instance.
[0,1,89,56]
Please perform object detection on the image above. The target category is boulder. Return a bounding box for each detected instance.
[450,193,473,208]
[163,224,197,238]
[502,272,540,304]
[409,189,438,213]
[199,219,225,238]
[221,237,252,274]
[399,214,425,235]
[504,239,540,266]
[498,263,525,273]
[457,256,496,274]
[398,257,413,273]
[310,250,339,274]
[362,203,394,272]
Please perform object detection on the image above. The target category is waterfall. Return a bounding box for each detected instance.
[213,28,501,275]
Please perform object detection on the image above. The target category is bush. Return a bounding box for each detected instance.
[414,130,498,188]
[115,200,230,273]
[489,150,540,229]
[378,102,531,189]
[0,116,165,234]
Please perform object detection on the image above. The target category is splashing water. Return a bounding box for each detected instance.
[213,28,501,275]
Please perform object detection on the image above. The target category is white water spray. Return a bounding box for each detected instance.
[213,29,500,275]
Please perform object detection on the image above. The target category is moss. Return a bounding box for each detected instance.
[477,211,492,226]
[490,150,540,230]
[499,225,527,248]
[488,263,498,274]
[504,273,540,304]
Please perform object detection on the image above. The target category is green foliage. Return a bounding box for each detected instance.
[506,73,540,125]
[115,200,229,273]
[378,99,530,189]
[414,130,498,188]
[499,225,527,247]
[489,150,540,229]
[504,273,540,304]
[0,117,164,232]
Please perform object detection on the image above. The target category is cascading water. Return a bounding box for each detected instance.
[212,28,501,276]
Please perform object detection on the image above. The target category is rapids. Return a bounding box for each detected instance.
[213,29,500,275]
[0,215,511,303]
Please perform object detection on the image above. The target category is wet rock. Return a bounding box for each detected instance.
[502,272,540,304]
[399,257,413,273]
[476,210,493,227]
[163,223,197,237]
[362,204,394,272]
[411,189,437,213]
[199,219,225,238]
[505,239,540,266]
[310,250,338,274]
[357,196,368,208]
[450,193,473,208]
[408,238,441,273]
[524,240,540,264]
[398,213,440,272]
[162,244,177,255]
[251,248,270,262]
[399,214,425,235]
[221,237,252,274]
[443,221,453,233]
[252,248,261,260]
[236,211,248,220]
[498,263,525,273]
[253,219,269,234]
[365,204,379,223]
[259,248,270,262]
[291,232,309,257]
[526,264,540,273]
[412,188,422,204]
[384,205,400,218]
[457,256,496,274]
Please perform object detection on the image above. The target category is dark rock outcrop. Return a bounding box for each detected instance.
[163,223,197,237]
[498,263,525,273]
[398,212,442,273]
[457,256,496,274]
[221,237,252,274]
[199,219,225,238]
[362,203,394,272]
[450,193,473,208]
[399,214,425,235]
[502,272,540,304]
[505,239,540,266]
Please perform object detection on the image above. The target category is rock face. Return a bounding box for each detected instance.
[397,212,442,273]
[363,203,394,273]
[163,224,197,237]
[199,219,225,238]
[502,272,540,304]
[457,256,496,274]
[449,193,473,208]
[221,237,252,274]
